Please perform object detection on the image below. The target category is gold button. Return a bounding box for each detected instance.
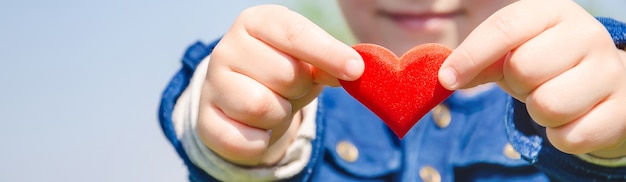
[432,104,451,128]
[336,140,358,162]
[419,165,441,182]
[504,143,521,160]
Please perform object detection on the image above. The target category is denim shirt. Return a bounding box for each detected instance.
[159,17,626,181]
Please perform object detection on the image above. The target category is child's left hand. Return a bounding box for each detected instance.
[438,0,626,158]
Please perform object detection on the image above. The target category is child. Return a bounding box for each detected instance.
[160,0,626,181]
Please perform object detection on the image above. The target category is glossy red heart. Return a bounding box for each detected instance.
[339,43,453,139]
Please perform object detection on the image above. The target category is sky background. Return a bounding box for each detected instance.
[0,1,624,182]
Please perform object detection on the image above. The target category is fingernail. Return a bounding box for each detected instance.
[344,58,364,80]
[439,67,458,89]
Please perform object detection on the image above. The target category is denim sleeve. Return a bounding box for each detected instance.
[158,40,221,182]
[504,17,626,181]
[597,17,626,49]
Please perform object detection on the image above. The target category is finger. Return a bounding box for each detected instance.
[207,66,292,130]
[215,31,315,99]
[462,55,505,89]
[503,14,606,96]
[240,5,364,81]
[525,54,620,128]
[197,97,300,166]
[311,66,341,87]
[290,83,325,113]
[261,111,302,165]
[546,94,626,155]
[197,99,270,165]
[438,0,578,90]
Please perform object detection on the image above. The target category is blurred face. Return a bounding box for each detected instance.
[338,0,516,55]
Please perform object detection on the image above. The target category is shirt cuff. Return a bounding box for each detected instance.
[171,55,317,181]
[505,97,626,181]
[576,154,626,167]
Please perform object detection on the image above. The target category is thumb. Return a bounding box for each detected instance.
[437,0,562,90]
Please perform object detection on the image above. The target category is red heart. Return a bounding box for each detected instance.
[339,43,453,139]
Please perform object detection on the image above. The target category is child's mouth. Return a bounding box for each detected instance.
[379,11,457,32]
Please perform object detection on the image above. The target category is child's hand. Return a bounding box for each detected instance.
[197,5,364,166]
[439,0,626,158]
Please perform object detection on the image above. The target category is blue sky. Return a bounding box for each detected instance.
[0,1,291,181]
[0,1,624,181]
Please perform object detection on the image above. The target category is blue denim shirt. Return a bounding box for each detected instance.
[159,17,626,181]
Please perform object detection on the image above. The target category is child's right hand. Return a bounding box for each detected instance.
[196,5,364,166]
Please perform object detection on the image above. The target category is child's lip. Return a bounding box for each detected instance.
[378,10,459,31]
[379,10,459,22]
